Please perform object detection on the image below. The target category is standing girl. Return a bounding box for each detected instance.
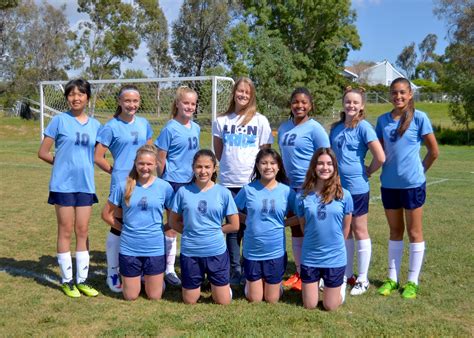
[169,150,239,305]
[329,86,385,295]
[234,148,295,303]
[155,86,200,287]
[38,79,101,298]
[278,87,330,291]
[376,77,438,299]
[212,77,273,285]
[107,145,174,300]
[95,85,153,293]
[296,148,353,310]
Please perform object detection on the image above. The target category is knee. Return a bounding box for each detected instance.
[246,294,263,303]
[407,229,423,242]
[123,293,139,301]
[323,300,340,311]
[303,301,317,310]
[264,295,279,304]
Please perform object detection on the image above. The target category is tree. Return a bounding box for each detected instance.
[135,0,173,78]
[72,0,140,79]
[234,0,361,114]
[396,42,417,79]
[435,0,474,143]
[418,33,438,62]
[171,0,230,76]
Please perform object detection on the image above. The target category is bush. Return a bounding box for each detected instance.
[433,124,472,145]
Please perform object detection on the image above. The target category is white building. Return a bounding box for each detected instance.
[356,60,419,90]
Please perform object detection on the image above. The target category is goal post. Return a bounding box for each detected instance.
[39,76,235,149]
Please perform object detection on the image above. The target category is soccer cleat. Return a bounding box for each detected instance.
[401,281,419,299]
[283,272,300,288]
[340,279,347,304]
[61,281,81,298]
[76,281,99,297]
[164,272,182,287]
[319,278,324,291]
[106,274,122,293]
[377,279,399,296]
[350,280,369,296]
[291,278,302,291]
[346,275,357,287]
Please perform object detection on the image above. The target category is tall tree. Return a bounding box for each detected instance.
[418,33,438,62]
[72,0,139,79]
[171,0,230,76]
[135,0,172,78]
[396,42,417,79]
[233,0,361,114]
[435,0,474,142]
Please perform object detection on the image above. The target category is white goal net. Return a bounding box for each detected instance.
[39,76,235,149]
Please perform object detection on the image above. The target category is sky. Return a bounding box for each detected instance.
[41,0,449,75]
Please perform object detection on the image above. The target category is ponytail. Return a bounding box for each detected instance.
[390,78,415,137]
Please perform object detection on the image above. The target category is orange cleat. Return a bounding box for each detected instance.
[283,272,300,288]
[291,278,302,291]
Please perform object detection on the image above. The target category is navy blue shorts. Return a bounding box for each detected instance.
[180,251,230,289]
[300,265,345,288]
[243,254,287,284]
[119,254,166,277]
[381,182,426,210]
[351,192,370,217]
[48,192,98,206]
[168,181,190,193]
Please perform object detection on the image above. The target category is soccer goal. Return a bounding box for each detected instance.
[39,76,235,147]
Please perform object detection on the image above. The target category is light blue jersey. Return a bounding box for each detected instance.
[296,189,353,268]
[44,112,101,193]
[109,178,173,256]
[278,119,330,188]
[155,119,200,183]
[97,116,153,193]
[330,120,378,195]
[171,183,238,258]
[234,181,295,260]
[376,110,433,189]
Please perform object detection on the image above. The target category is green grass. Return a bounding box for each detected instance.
[1,115,473,336]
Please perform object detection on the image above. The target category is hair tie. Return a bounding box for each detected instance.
[119,89,140,97]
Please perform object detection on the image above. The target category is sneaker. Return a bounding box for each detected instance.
[319,278,324,292]
[340,279,347,304]
[291,278,302,291]
[377,279,399,296]
[283,272,300,288]
[106,274,122,293]
[350,280,369,296]
[165,272,182,287]
[230,270,242,286]
[61,281,81,298]
[76,281,99,297]
[401,281,419,299]
[347,275,357,287]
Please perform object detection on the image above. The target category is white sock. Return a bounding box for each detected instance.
[165,236,177,274]
[408,242,425,285]
[345,238,355,278]
[291,237,303,274]
[57,252,73,284]
[76,251,90,284]
[388,240,404,282]
[357,238,372,282]
[106,232,120,277]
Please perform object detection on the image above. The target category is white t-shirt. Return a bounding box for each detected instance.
[212,112,273,187]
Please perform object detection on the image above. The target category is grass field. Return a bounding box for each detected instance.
[0,112,473,336]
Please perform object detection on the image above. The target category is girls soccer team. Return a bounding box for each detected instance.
[39,77,438,308]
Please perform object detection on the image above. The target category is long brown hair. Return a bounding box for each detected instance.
[170,86,198,119]
[221,77,257,126]
[301,148,343,204]
[124,144,158,206]
[114,85,141,117]
[331,86,366,131]
[390,77,415,136]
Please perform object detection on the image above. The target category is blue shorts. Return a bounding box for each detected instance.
[381,182,426,210]
[351,192,370,216]
[168,181,190,193]
[300,265,345,288]
[48,192,98,206]
[243,254,287,284]
[119,254,166,277]
[180,251,230,289]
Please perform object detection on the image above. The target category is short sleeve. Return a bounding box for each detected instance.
[171,188,183,214]
[146,120,153,140]
[44,115,60,139]
[343,191,354,215]
[311,123,330,149]
[223,188,238,216]
[286,188,297,215]
[164,182,174,209]
[234,186,247,211]
[212,119,223,138]
[418,112,433,137]
[155,127,172,152]
[258,115,273,146]
[360,121,377,144]
[96,124,114,147]
[295,193,305,217]
[108,184,123,207]
[375,116,383,140]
